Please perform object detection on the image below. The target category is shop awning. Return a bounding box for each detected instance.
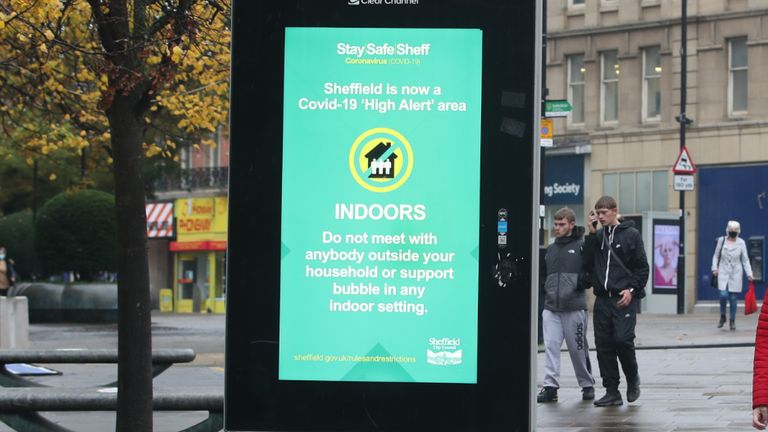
[146,202,174,238]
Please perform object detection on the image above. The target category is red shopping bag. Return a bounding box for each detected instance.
[745,280,758,315]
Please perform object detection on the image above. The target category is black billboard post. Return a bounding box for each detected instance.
[226,1,542,430]
[676,0,693,315]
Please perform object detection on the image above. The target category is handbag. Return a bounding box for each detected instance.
[711,237,724,289]
[746,280,758,315]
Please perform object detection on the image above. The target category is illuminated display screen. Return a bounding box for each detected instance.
[279,27,482,383]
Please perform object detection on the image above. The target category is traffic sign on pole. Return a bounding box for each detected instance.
[544,100,572,118]
[673,174,695,191]
[540,118,553,147]
[672,146,697,174]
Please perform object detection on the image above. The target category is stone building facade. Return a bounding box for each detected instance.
[545,0,768,312]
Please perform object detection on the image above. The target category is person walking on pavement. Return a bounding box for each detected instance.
[583,196,649,407]
[0,246,17,297]
[712,220,753,331]
[537,207,595,403]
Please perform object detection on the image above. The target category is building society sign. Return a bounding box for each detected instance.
[542,154,584,205]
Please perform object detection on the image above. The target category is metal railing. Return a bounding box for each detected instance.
[154,167,229,192]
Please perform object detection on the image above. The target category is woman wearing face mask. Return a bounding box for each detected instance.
[0,246,16,297]
[712,221,753,330]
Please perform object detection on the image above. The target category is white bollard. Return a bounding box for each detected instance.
[0,296,30,349]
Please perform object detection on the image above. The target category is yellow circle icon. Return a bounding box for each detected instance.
[348,128,413,193]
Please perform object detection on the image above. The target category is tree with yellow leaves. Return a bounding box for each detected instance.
[0,1,229,430]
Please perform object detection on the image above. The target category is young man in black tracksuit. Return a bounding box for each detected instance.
[583,196,649,407]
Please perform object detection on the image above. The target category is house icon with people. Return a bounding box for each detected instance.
[365,142,398,179]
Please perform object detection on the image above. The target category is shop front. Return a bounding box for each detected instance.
[697,164,768,302]
[170,196,228,313]
[146,201,174,310]
[542,153,586,244]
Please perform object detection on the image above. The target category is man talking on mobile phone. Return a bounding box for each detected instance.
[583,196,649,407]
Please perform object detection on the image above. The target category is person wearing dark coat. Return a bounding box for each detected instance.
[583,196,649,407]
[0,246,17,297]
[537,207,595,403]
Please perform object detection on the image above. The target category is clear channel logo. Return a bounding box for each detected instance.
[348,0,420,5]
[426,337,462,366]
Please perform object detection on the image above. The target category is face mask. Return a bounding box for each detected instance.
[0,255,5,260]
[728,232,738,239]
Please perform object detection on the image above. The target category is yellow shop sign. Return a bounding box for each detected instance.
[175,197,228,238]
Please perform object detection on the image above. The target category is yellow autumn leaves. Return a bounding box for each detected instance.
[0,0,230,170]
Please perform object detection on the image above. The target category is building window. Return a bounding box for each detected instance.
[180,146,191,170]
[652,171,668,211]
[619,172,634,212]
[728,37,748,115]
[209,128,222,168]
[642,46,661,121]
[569,0,585,6]
[601,170,668,214]
[601,50,619,124]
[567,54,586,125]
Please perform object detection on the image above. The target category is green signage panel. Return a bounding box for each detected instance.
[279,27,482,384]
[544,99,572,117]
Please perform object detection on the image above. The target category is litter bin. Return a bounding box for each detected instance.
[159,288,173,312]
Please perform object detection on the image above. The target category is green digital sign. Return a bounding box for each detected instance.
[279,27,482,384]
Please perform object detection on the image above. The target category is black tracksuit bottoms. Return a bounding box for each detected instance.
[593,295,639,390]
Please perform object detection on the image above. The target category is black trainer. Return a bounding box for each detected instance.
[627,377,641,403]
[537,386,558,403]
[718,315,726,328]
[730,319,736,331]
[582,386,595,401]
[594,389,623,407]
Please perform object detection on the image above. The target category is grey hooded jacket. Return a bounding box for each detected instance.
[542,226,588,312]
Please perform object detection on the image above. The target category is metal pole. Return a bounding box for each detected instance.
[677,0,688,315]
[81,146,87,179]
[32,159,38,220]
[540,0,547,247]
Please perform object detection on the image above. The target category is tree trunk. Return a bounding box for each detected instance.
[108,94,153,431]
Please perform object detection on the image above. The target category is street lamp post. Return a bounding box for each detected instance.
[676,0,691,315]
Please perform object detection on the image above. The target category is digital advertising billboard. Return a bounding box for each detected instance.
[226,1,540,430]
[653,220,680,294]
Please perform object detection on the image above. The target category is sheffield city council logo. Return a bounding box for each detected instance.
[349,127,413,193]
[427,337,463,366]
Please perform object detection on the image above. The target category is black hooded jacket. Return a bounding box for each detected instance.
[541,226,589,312]
[583,219,649,298]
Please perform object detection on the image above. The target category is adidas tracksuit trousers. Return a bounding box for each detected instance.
[542,309,595,389]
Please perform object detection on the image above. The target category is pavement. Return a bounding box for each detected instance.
[536,308,762,432]
[0,309,764,431]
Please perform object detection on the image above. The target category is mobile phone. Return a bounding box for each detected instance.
[589,211,598,229]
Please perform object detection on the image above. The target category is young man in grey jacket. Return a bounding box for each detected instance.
[538,207,595,403]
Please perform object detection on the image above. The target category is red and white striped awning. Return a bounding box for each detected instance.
[146,202,174,238]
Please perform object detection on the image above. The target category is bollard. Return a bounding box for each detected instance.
[0,296,30,349]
